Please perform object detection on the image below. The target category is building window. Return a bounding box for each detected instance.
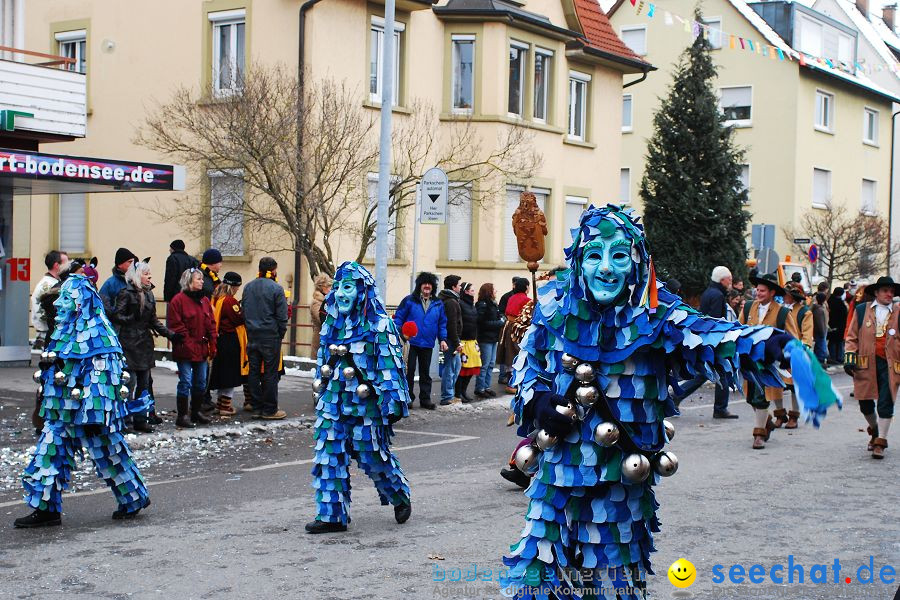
[446,186,472,261]
[505,186,548,262]
[209,170,245,256]
[55,30,86,74]
[738,164,750,202]
[622,94,633,132]
[812,168,832,209]
[799,16,823,57]
[620,26,647,55]
[815,90,834,132]
[619,168,631,204]
[210,9,246,97]
[369,17,403,106]
[534,49,552,122]
[719,86,752,126]
[863,108,878,145]
[700,18,723,50]
[564,196,587,238]
[58,193,86,253]
[452,35,475,113]
[861,179,876,215]
[567,71,590,141]
[365,175,399,259]
[507,42,527,117]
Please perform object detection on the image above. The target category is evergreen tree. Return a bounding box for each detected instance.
[640,12,750,297]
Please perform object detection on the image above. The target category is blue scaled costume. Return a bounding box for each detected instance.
[21,273,150,520]
[501,205,792,599]
[307,262,411,531]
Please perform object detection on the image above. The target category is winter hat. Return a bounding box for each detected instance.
[114,247,138,267]
[222,271,242,286]
[202,248,223,265]
[170,239,186,251]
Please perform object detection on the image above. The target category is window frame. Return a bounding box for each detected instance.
[209,9,246,98]
[533,47,553,124]
[445,183,474,262]
[507,40,528,118]
[701,17,723,50]
[567,71,591,141]
[620,25,647,56]
[861,178,877,216]
[738,164,751,203]
[208,168,246,256]
[451,34,476,114]
[564,195,588,236]
[55,29,87,74]
[57,193,88,254]
[719,85,753,128]
[619,168,631,205]
[369,16,405,106]
[622,94,633,133]
[812,167,832,210]
[863,107,879,145]
[815,89,835,133]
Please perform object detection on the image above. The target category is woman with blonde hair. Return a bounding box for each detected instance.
[309,273,332,358]
[209,272,248,416]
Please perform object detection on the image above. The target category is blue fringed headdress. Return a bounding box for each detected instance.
[320,262,394,345]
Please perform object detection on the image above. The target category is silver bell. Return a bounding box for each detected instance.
[593,422,620,447]
[312,378,322,393]
[342,366,356,380]
[40,351,49,360]
[70,387,83,400]
[535,429,558,451]
[663,419,675,442]
[621,453,651,483]
[53,371,66,385]
[356,384,370,399]
[47,351,57,361]
[513,444,540,475]
[555,402,577,420]
[121,371,131,384]
[320,364,332,379]
[575,363,595,383]
[575,386,598,407]
[33,370,43,384]
[653,451,679,477]
[335,345,348,356]
[328,344,339,355]
[561,353,579,371]
[119,385,129,399]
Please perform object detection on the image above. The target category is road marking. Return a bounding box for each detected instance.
[0,475,209,509]
[242,431,479,472]
[680,384,854,411]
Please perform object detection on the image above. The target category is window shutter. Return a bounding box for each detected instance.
[58,193,86,253]
[210,174,244,255]
[446,187,472,261]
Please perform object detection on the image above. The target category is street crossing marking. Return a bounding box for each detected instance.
[0,475,209,509]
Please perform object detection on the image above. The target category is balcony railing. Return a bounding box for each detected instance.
[0,45,75,69]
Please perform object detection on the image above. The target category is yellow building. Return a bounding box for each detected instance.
[20,0,650,354]
[608,0,898,276]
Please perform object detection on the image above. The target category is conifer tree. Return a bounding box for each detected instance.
[640,12,750,297]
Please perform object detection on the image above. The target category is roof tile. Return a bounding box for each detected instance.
[574,0,650,64]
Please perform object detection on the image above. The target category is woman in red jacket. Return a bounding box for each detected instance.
[167,268,217,428]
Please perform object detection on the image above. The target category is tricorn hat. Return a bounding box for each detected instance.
[749,272,787,297]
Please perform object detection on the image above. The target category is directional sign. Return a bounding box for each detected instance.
[420,167,448,224]
[808,243,818,263]
[756,247,780,275]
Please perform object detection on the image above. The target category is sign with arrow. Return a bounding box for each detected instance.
[420,167,448,224]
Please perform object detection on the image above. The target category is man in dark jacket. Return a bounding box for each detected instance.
[393,272,448,409]
[827,287,848,364]
[242,257,289,420]
[164,240,199,302]
[99,247,138,316]
[199,248,223,299]
[675,265,738,419]
[497,276,524,384]
[438,275,463,405]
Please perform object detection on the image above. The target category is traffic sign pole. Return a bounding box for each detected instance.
[411,183,420,293]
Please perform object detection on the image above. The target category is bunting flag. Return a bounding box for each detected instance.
[647,4,655,18]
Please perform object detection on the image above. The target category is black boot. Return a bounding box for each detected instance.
[394,500,412,524]
[191,394,212,425]
[305,520,347,534]
[132,416,154,434]
[175,395,195,428]
[457,376,474,403]
[148,411,163,425]
[14,509,61,528]
[500,466,531,489]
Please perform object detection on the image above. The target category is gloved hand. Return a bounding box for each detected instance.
[531,391,575,437]
[764,333,793,369]
[170,332,185,344]
[843,365,856,378]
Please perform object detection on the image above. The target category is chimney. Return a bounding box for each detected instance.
[857,0,869,17]
[884,4,897,30]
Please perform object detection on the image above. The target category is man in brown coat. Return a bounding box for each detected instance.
[845,276,900,459]
[740,273,798,449]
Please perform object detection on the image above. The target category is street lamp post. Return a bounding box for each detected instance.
[374,0,396,300]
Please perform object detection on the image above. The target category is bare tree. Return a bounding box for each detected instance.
[783,205,893,287]
[353,100,541,263]
[135,63,379,280]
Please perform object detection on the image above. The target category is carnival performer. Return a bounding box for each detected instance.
[500,205,834,599]
[738,273,802,447]
[15,272,150,528]
[306,262,412,533]
[845,276,900,459]
[209,272,248,416]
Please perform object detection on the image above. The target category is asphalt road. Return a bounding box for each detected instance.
[0,370,898,600]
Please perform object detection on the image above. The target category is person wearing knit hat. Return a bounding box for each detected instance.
[209,271,248,416]
[164,241,199,303]
[99,247,138,317]
[199,248,223,301]
[169,239,186,252]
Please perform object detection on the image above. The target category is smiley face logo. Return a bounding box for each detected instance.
[668,558,696,588]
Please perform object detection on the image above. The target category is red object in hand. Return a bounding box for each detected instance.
[401,321,418,339]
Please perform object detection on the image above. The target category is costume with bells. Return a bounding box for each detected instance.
[16,273,150,527]
[306,262,411,533]
[500,205,837,599]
